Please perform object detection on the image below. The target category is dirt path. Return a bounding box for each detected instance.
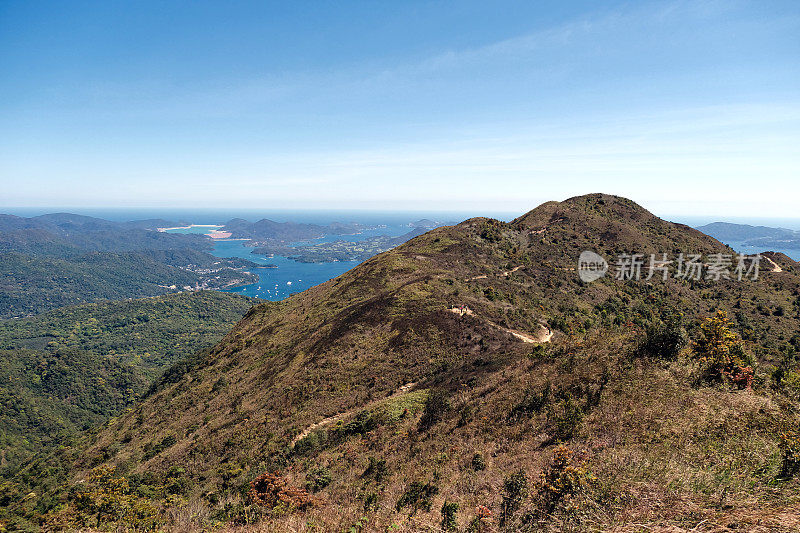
[464,265,523,282]
[291,381,418,446]
[763,255,783,273]
[448,306,551,343]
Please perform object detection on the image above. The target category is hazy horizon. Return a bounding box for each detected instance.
[3,204,800,233]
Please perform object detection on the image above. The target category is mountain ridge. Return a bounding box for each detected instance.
[6,194,800,532]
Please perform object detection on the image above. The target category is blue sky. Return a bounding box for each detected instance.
[0,0,798,216]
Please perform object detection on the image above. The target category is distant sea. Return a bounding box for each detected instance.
[3,207,516,225]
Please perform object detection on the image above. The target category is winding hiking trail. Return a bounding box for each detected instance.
[291,381,418,446]
[448,306,552,343]
[457,264,552,343]
[501,265,524,276]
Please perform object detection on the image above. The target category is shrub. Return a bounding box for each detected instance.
[509,383,550,419]
[691,311,753,389]
[779,430,800,479]
[537,446,594,514]
[467,505,493,532]
[65,465,160,530]
[782,370,800,399]
[363,491,378,512]
[305,466,332,492]
[247,471,316,513]
[479,222,503,243]
[548,395,583,442]
[293,430,324,455]
[483,287,500,301]
[142,435,177,460]
[638,314,687,359]
[500,469,528,526]
[395,480,439,514]
[441,501,459,531]
[471,452,486,471]
[418,389,449,431]
[363,457,388,483]
[330,411,376,441]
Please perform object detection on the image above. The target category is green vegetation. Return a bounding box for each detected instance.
[0,250,258,319]
[0,290,255,372]
[691,310,754,388]
[0,291,255,504]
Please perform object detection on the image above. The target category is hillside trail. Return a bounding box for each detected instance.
[763,255,783,273]
[291,381,418,446]
[465,265,524,282]
[447,306,552,343]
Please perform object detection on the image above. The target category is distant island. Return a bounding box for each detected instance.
[250,227,432,263]
[697,222,800,251]
[222,218,376,241]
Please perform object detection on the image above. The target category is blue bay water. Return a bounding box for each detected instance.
[166,220,424,301]
[210,239,360,301]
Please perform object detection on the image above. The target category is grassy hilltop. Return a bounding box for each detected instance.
[5,194,800,532]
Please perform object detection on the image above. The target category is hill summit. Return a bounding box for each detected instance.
[11,194,800,532]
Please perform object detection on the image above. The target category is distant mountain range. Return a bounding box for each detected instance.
[222,217,374,241]
[697,222,800,251]
[0,213,258,317]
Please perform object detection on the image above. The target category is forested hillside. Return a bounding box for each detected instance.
[0,291,256,500]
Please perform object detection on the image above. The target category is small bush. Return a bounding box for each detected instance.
[692,311,753,389]
[467,505,493,532]
[396,480,439,514]
[441,501,459,531]
[305,466,332,492]
[336,411,377,438]
[363,457,388,483]
[471,452,486,471]
[779,430,800,479]
[247,471,316,513]
[548,395,583,442]
[363,492,378,512]
[509,383,550,419]
[500,469,528,526]
[142,435,177,460]
[418,389,449,431]
[638,314,686,359]
[537,446,594,514]
[60,465,161,531]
